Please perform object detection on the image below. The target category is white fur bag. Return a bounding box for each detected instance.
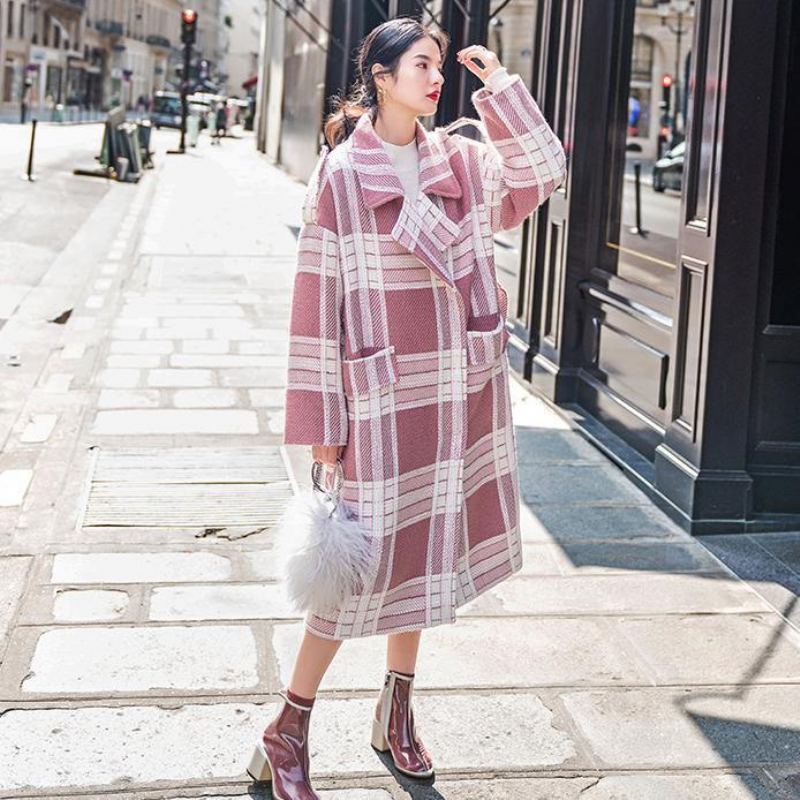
[274,458,373,615]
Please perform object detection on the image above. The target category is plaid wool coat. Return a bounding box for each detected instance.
[283,74,567,640]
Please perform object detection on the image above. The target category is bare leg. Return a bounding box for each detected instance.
[386,629,421,673]
[287,628,344,697]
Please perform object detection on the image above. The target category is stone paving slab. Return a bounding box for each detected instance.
[0,469,32,506]
[519,463,651,506]
[161,792,392,799]
[53,588,130,622]
[51,551,233,583]
[528,503,685,542]
[700,533,800,634]
[273,617,652,690]
[429,773,781,799]
[554,539,726,575]
[19,625,259,693]
[0,693,580,793]
[97,388,163,408]
[149,583,298,621]
[92,409,259,435]
[611,613,800,685]
[0,557,31,655]
[515,429,610,464]
[765,767,800,799]
[560,685,800,768]
[461,573,773,617]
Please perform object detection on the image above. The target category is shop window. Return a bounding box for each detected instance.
[770,3,800,325]
[631,34,653,81]
[604,0,695,299]
[3,62,15,103]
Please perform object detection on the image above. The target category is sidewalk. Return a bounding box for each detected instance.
[0,129,798,800]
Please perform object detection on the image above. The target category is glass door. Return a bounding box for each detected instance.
[602,0,696,305]
[486,0,541,324]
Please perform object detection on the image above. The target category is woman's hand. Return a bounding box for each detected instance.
[311,444,343,466]
[456,45,503,82]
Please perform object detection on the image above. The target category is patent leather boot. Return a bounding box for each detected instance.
[370,669,434,778]
[247,688,319,799]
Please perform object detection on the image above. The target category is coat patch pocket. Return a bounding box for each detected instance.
[342,345,399,397]
[466,318,510,366]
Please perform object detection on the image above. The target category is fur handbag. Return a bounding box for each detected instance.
[274,458,373,615]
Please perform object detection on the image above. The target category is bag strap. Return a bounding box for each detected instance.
[436,116,487,141]
[311,457,343,497]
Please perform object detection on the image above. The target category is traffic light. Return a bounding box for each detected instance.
[661,74,673,114]
[181,9,197,45]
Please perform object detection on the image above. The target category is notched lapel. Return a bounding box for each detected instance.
[391,193,460,286]
[350,111,463,287]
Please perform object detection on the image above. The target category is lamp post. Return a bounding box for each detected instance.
[658,0,692,146]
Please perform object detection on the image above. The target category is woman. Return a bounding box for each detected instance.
[248,16,566,798]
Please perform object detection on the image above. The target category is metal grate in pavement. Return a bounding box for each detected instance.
[81,447,292,528]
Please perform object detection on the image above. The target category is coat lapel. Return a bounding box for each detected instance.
[350,111,462,287]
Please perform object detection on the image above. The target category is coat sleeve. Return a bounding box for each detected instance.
[470,74,567,234]
[282,159,349,447]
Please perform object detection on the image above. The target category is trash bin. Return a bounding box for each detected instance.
[187,114,200,147]
[137,119,154,168]
[116,156,129,182]
[53,103,64,122]
[137,119,152,153]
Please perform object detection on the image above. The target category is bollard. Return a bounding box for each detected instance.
[630,161,644,235]
[22,119,37,182]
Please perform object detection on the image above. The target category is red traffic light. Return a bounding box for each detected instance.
[661,74,673,87]
[182,9,197,24]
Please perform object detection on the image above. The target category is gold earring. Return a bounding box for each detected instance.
[376,84,386,106]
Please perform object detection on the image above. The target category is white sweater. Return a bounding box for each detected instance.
[378,67,518,200]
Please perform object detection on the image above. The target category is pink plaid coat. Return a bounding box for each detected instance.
[283,75,567,640]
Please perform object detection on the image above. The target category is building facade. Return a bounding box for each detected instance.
[182,0,229,90]
[0,0,182,118]
[0,0,86,117]
[223,0,260,97]
[86,0,181,108]
[258,0,799,534]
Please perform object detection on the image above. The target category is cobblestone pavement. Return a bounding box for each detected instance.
[0,127,799,800]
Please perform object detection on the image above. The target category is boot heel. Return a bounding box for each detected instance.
[371,716,389,751]
[246,741,273,782]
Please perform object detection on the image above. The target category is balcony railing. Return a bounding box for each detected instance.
[146,34,172,50]
[53,0,87,10]
[95,19,124,36]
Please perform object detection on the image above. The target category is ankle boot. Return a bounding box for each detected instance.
[370,669,434,778]
[247,688,319,799]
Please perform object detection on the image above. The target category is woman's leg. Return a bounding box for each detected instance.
[386,629,421,674]
[374,629,433,776]
[287,628,344,698]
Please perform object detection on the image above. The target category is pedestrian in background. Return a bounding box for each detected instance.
[247,15,566,799]
[20,79,33,124]
[213,102,226,144]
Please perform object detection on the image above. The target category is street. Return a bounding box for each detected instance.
[0,122,799,800]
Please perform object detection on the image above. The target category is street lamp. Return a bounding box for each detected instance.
[658,0,693,145]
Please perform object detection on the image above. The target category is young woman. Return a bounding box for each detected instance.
[248,16,566,798]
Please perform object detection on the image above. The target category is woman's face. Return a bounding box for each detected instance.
[375,36,444,117]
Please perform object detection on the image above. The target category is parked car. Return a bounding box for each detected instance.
[652,140,685,192]
[150,91,182,129]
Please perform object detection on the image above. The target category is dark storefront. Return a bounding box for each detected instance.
[261,0,800,534]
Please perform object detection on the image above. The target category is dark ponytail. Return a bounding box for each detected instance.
[323,17,449,148]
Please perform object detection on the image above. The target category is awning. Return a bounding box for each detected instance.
[242,74,258,89]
